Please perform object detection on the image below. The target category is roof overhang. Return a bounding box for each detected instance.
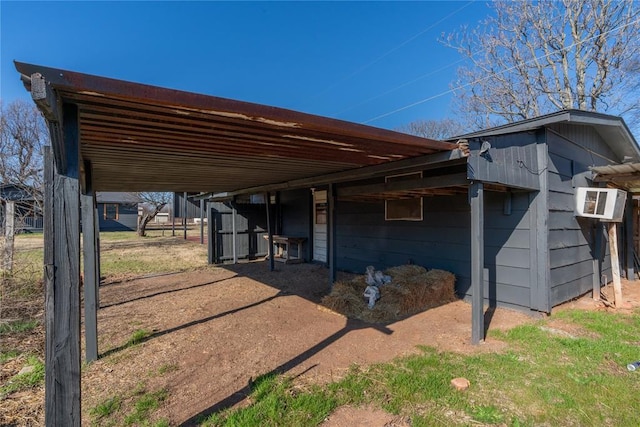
[453,109,640,163]
[591,162,640,193]
[15,61,458,193]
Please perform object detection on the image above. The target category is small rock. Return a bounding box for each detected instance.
[450,377,470,391]
[19,365,36,376]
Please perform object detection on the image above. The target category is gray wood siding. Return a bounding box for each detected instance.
[335,191,534,310]
[97,203,138,231]
[280,189,311,261]
[546,129,614,306]
[210,202,269,262]
[467,133,540,190]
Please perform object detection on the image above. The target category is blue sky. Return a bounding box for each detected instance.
[1,1,489,131]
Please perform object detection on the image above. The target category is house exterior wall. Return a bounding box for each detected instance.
[280,188,312,261]
[173,192,205,220]
[97,202,138,231]
[334,190,535,312]
[545,125,615,306]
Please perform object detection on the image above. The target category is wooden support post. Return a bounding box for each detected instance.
[207,204,214,264]
[328,184,337,285]
[81,190,99,362]
[45,103,81,426]
[200,199,205,245]
[607,222,623,307]
[183,191,187,240]
[625,192,634,280]
[470,182,484,344]
[593,222,603,301]
[231,202,238,264]
[3,200,15,273]
[266,192,274,272]
[171,193,176,237]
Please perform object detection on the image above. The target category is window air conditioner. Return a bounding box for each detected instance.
[575,187,627,222]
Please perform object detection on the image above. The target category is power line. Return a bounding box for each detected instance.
[302,1,476,106]
[363,16,640,124]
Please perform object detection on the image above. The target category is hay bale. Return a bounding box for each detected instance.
[321,265,456,323]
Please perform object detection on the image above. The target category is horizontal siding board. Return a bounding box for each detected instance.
[547,153,573,177]
[550,274,593,306]
[549,229,591,249]
[548,191,575,211]
[550,259,594,287]
[547,171,575,194]
[549,245,593,269]
[549,211,582,230]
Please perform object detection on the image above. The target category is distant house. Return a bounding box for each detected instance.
[0,183,43,232]
[96,192,142,231]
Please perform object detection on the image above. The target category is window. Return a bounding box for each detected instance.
[385,172,423,221]
[104,204,119,220]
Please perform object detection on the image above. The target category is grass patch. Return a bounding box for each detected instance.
[0,355,45,397]
[89,395,122,421]
[124,388,169,425]
[127,329,151,346]
[157,363,179,375]
[0,319,38,335]
[203,308,640,426]
[0,350,21,363]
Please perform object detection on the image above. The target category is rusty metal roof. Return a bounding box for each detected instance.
[591,163,640,193]
[14,61,457,193]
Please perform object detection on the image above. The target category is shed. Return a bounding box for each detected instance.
[14,61,640,425]
[95,192,141,231]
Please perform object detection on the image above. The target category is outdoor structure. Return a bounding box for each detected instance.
[13,61,639,425]
[0,183,43,232]
[95,192,141,231]
[206,111,639,315]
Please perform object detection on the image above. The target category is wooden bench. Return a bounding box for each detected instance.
[263,235,307,264]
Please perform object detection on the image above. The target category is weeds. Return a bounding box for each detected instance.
[0,355,45,397]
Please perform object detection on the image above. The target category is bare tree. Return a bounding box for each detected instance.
[137,192,172,237]
[396,118,465,140]
[0,100,47,197]
[1,100,48,273]
[443,0,640,130]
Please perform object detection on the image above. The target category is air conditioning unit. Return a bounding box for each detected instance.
[575,187,627,222]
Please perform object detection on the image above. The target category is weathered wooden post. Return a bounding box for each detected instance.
[607,222,624,307]
[2,200,15,273]
[470,181,485,344]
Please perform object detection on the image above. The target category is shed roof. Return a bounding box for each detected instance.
[591,163,640,194]
[454,110,640,164]
[95,192,143,204]
[14,62,457,194]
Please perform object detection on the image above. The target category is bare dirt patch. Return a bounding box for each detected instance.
[81,261,534,426]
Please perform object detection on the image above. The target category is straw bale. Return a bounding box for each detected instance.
[321,265,456,323]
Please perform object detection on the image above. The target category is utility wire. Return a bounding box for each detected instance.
[303,1,476,106]
[363,16,640,124]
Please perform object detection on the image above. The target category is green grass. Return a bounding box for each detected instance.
[127,329,152,346]
[0,319,38,335]
[0,355,45,397]
[0,350,22,363]
[201,308,640,426]
[124,388,169,425]
[90,396,122,421]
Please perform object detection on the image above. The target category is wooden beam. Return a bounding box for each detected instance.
[328,184,337,286]
[81,190,99,362]
[45,104,81,426]
[2,200,15,273]
[337,172,468,198]
[266,193,275,272]
[182,192,187,240]
[207,204,214,264]
[530,139,551,313]
[231,202,238,264]
[608,222,623,307]
[625,192,634,280]
[593,222,604,300]
[200,199,205,245]
[204,149,467,201]
[469,181,484,345]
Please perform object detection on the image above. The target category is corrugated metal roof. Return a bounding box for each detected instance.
[14,62,457,193]
[591,162,640,193]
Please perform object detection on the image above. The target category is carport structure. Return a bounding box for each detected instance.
[15,62,475,425]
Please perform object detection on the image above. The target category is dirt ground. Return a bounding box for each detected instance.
[77,261,639,426]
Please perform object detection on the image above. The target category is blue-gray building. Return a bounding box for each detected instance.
[96,192,142,231]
